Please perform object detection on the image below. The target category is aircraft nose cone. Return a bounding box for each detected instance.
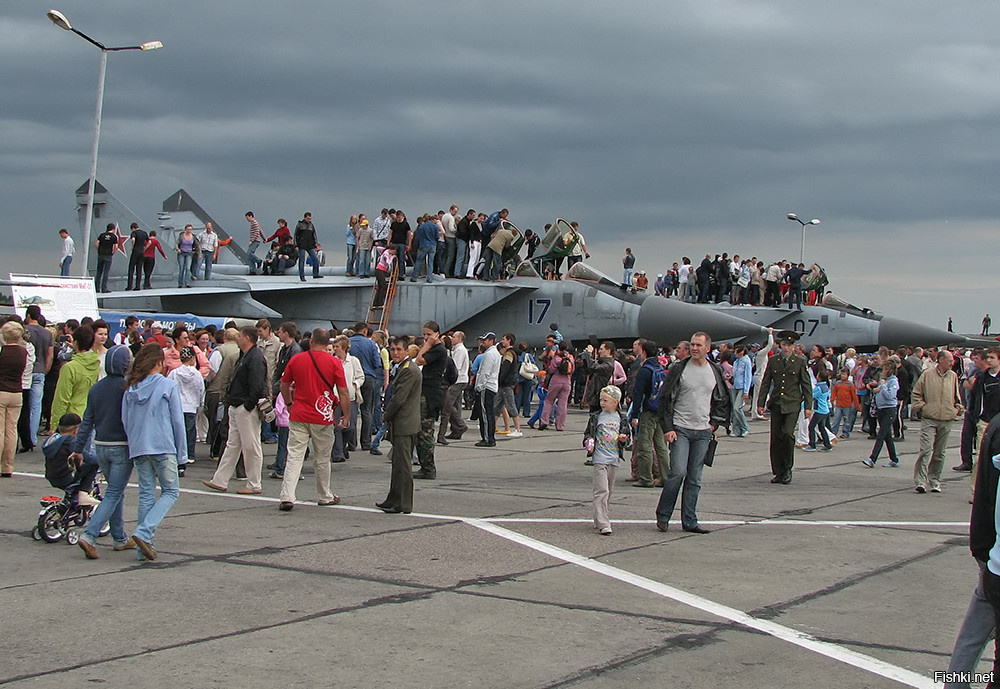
[638,297,766,344]
[877,316,961,349]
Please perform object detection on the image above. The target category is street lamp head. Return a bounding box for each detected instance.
[140,41,163,51]
[46,9,73,31]
[786,213,799,222]
[808,218,821,226]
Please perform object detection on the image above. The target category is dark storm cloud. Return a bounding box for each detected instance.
[2,1,999,329]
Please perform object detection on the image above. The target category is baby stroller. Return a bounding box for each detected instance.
[32,479,110,544]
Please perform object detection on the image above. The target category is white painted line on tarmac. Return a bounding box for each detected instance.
[483,517,969,527]
[465,518,936,689]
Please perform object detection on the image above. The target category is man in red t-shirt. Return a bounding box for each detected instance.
[277,328,350,511]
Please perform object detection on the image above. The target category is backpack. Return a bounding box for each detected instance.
[645,360,667,412]
[557,355,573,375]
[445,355,459,386]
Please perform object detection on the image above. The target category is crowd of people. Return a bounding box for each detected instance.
[623,252,828,310]
[63,206,607,290]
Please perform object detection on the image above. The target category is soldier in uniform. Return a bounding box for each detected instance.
[756,330,813,484]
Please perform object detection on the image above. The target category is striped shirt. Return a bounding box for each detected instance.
[248,218,263,243]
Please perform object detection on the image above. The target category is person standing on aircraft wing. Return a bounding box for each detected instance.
[295,212,322,282]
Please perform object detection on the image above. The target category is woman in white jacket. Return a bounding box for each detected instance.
[330,334,363,462]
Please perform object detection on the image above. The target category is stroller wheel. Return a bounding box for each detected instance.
[98,521,111,537]
[31,526,42,541]
[66,529,80,545]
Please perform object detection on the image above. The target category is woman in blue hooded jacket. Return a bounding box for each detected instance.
[73,345,133,558]
[121,343,186,561]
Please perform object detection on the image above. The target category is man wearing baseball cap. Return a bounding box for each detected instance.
[474,332,501,447]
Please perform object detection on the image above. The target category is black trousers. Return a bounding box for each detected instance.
[127,253,144,288]
[769,408,798,477]
[477,389,496,443]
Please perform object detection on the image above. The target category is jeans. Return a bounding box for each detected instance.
[454,238,468,277]
[177,251,192,287]
[830,406,857,437]
[516,379,533,418]
[656,426,713,529]
[730,388,749,436]
[788,286,802,310]
[346,244,357,274]
[60,256,72,276]
[869,407,899,463]
[298,247,320,279]
[395,243,409,278]
[413,244,435,283]
[359,375,377,449]
[95,255,112,292]
[29,372,44,446]
[356,248,371,277]
[183,412,196,462]
[202,250,214,280]
[82,445,133,545]
[261,418,278,443]
[274,425,289,473]
[133,453,180,547]
[945,561,994,688]
[248,240,262,273]
[623,268,633,286]
[482,247,500,281]
[808,412,831,449]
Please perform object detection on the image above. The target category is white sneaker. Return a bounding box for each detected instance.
[508,430,523,438]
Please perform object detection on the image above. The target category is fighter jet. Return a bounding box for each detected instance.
[83,185,960,350]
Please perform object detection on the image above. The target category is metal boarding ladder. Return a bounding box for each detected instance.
[365,263,399,333]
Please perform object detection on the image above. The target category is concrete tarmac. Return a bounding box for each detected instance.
[0,410,986,688]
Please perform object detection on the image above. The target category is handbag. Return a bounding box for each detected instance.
[703,435,719,467]
[519,355,539,380]
[257,397,276,423]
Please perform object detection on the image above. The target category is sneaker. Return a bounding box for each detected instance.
[507,430,523,438]
[882,461,899,468]
[818,446,832,452]
[802,446,817,452]
[929,486,942,493]
[269,471,283,479]
[915,485,926,493]
[599,527,612,536]
[861,458,875,468]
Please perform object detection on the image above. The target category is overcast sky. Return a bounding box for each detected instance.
[4,1,999,332]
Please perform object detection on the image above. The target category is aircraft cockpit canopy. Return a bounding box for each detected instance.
[567,262,621,289]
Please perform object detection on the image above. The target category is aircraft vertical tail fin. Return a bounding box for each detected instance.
[366,258,399,333]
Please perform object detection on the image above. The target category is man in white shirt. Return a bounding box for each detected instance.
[59,229,75,276]
[438,331,470,443]
[475,332,501,447]
[197,222,220,280]
[441,204,458,280]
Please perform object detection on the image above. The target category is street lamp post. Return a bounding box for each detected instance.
[786,213,821,264]
[46,10,162,279]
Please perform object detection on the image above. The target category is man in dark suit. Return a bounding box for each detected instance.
[377,336,422,514]
[756,330,813,484]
